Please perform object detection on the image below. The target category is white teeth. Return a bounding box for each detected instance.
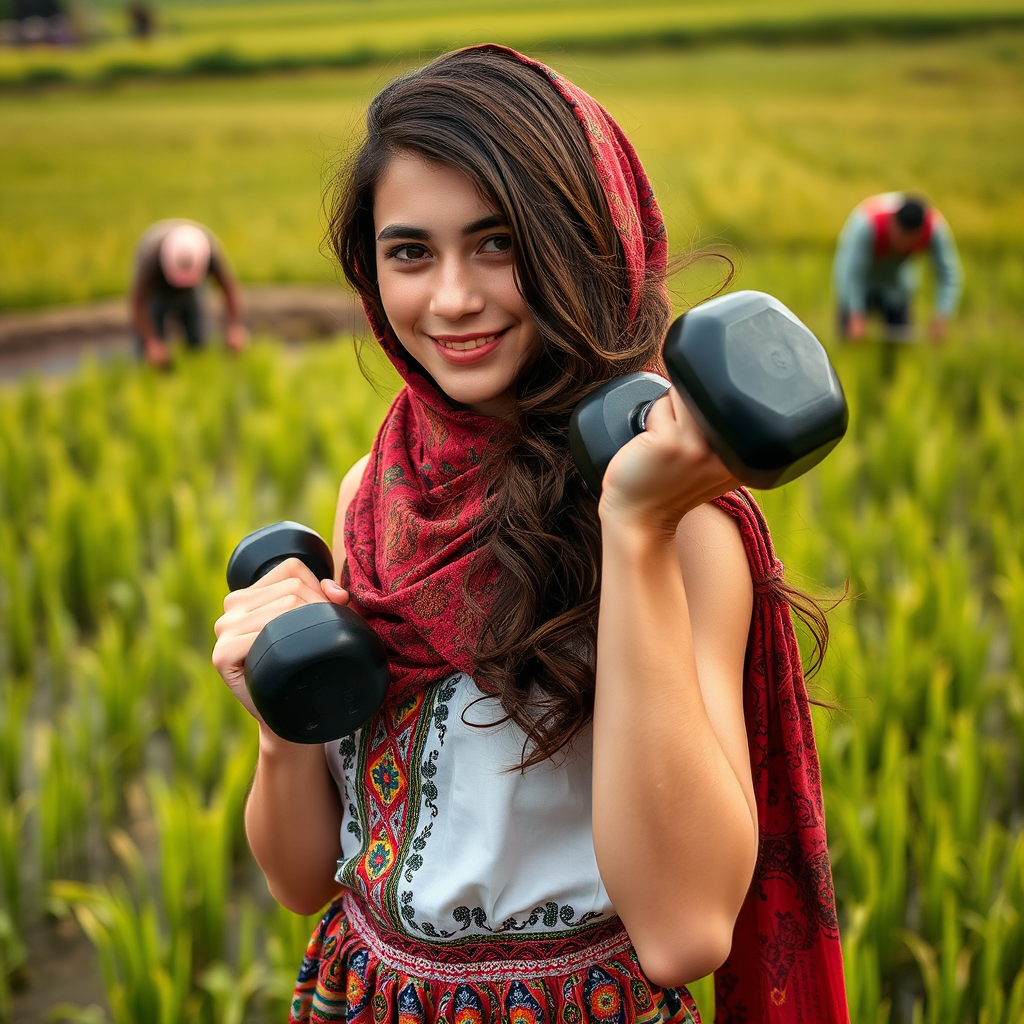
[436,332,501,351]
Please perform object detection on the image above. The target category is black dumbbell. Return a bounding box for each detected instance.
[569,290,848,495]
[226,521,389,744]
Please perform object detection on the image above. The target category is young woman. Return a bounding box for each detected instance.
[213,45,849,1024]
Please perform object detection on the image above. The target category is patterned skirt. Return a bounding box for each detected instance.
[289,893,701,1024]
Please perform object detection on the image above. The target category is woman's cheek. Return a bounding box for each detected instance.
[377,269,406,323]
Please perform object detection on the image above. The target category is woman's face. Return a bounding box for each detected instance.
[373,152,541,418]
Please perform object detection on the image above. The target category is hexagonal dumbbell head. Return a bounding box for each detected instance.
[244,601,390,744]
[664,291,848,488]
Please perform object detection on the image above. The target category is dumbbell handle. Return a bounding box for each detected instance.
[631,395,662,434]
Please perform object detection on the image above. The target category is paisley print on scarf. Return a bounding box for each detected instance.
[341,41,667,710]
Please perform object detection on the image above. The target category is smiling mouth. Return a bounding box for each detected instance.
[432,329,507,351]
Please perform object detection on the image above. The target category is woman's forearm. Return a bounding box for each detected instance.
[245,726,344,915]
[591,515,757,986]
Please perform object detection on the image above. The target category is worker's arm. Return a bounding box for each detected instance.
[832,211,873,319]
[929,217,963,321]
[209,249,249,351]
[130,254,171,367]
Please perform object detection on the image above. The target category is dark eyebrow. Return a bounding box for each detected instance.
[375,214,506,244]
[376,225,430,242]
[463,214,505,236]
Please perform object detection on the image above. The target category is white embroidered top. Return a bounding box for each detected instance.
[324,672,614,944]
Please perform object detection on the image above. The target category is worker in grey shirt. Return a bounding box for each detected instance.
[833,193,962,345]
[131,219,248,368]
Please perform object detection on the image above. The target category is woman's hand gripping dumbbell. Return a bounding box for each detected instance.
[212,521,389,744]
[570,290,849,500]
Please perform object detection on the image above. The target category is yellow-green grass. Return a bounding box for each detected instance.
[3,0,1023,87]
[2,30,1022,314]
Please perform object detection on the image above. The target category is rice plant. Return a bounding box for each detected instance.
[51,831,196,1024]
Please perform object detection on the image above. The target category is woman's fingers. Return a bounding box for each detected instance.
[217,592,322,639]
[249,556,323,592]
[213,557,338,724]
[212,629,262,675]
[645,389,703,449]
[211,631,266,721]
[220,575,350,632]
[214,585,328,722]
[220,572,326,622]
[602,387,740,523]
[650,389,736,481]
[639,390,715,472]
[666,383,696,430]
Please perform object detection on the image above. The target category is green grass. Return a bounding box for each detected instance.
[1,31,1022,312]
[2,0,1023,88]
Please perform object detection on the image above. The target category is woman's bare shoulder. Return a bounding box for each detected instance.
[339,454,372,507]
[332,454,372,580]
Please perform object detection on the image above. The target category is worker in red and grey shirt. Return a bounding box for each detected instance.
[131,219,248,368]
[833,193,962,344]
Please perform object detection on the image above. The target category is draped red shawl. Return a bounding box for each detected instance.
[341,44,849,1023]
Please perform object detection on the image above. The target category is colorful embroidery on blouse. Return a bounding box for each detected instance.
[336,675,613,947]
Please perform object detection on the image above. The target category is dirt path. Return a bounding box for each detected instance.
[0,284,368,379]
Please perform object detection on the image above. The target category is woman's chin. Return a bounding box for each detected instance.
[449,387,515,419]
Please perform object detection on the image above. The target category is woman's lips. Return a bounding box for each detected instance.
[430,328,509,363]
[432,329,507,351]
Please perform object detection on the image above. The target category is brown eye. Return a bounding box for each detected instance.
[389,244,430,261]
[481,235,512,254]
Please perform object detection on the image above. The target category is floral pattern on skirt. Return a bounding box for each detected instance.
[289,898,701,1024]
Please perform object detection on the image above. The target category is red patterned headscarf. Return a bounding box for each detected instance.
[342,44,848,1023]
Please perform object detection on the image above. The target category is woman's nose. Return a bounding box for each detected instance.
[429,261,485,321]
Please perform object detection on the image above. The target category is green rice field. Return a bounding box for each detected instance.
[1,10,1023,1024]
[1,31,1022,315]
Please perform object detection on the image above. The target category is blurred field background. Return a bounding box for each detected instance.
[1,0,1023,89]
[1,1,1023,1022]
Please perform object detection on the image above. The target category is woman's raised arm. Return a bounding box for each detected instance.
[591,388,757,988]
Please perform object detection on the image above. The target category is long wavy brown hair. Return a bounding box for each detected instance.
[327,48,830,767]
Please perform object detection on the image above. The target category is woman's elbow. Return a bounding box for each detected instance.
[268,880,339,918]
[634,915,737,989]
